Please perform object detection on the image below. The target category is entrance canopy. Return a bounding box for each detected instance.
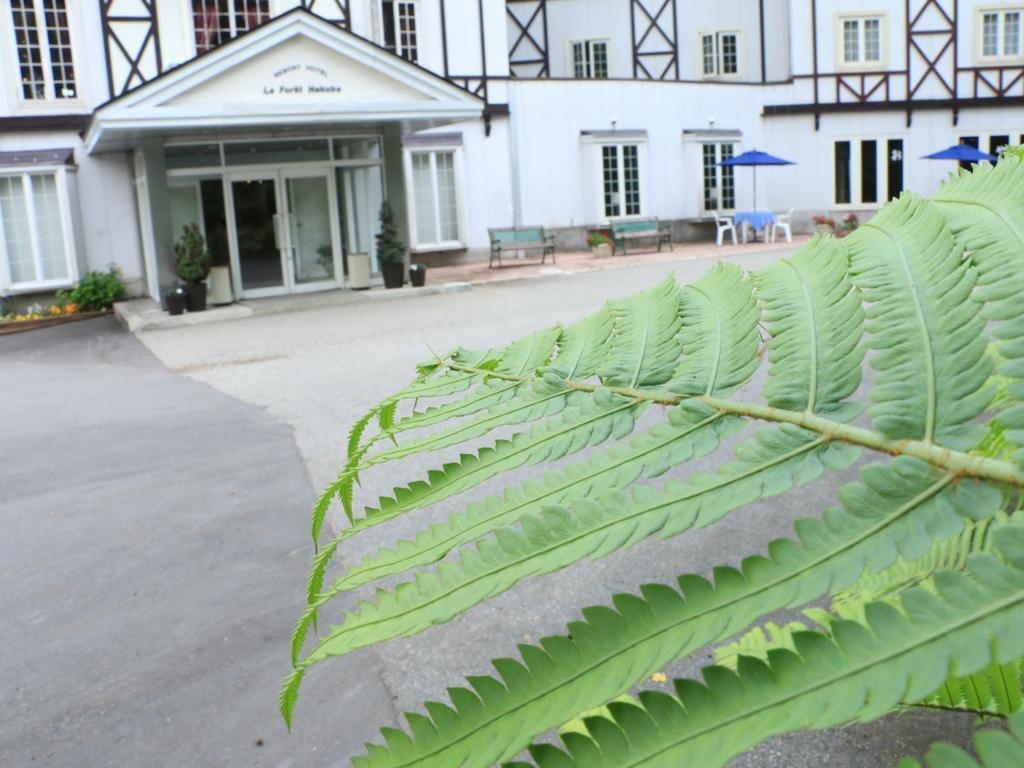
[85,9,483,154]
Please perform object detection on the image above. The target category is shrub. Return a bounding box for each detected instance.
[587,231,612,247]
[375,201,405,264]
[58,265,125,311]
[173,223,211,284]
[283,158,1024,765]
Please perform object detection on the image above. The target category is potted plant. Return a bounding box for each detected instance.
[165,287,187,316]
[409,263,427,287]
[173,223,212,311]
[375,201,406,289]
[812,213,860,239]
[588,231,613,258]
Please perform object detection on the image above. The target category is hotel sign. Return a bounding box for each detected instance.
[262,63,342,96]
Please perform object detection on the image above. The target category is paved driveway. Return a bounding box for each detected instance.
[2,252,975,766]
[0,318,393,767]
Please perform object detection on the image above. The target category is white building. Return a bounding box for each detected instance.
[1,0,1022,304]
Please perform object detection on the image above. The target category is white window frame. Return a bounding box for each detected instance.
[0,166,79,294]
[698,30,742,79]
[402,146,467,252]
[831,137,903,209]
[567,37,611,79]
[597,142,645,221]
[700,142,738,215]
[976,6,1024,63]
[3,0,86,108]
[836,13,887,71]
[381,0,418,62]
[189,0,273,56]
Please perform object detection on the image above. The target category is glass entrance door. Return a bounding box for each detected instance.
[282,170,340,292]
[226,169,342,298]
[228,175,285,296]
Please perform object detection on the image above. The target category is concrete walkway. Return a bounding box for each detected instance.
[0,318,394,767]
[114,235,809,333]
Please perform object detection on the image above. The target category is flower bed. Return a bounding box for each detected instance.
[0,303,111,335]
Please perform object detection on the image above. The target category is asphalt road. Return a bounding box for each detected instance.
[0,318,393,767]
[1,253,978,766]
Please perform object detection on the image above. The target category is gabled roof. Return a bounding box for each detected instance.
[86,9,483,153]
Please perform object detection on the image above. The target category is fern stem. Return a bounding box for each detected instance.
[904,701,1009,720]
[443,363,1024,488]
[699,397,1024,488]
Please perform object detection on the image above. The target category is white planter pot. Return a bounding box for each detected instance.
[208,266,233,305]
[346,253,371,290]
[591,243,612,258]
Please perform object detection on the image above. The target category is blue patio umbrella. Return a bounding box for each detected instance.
[720,149,796,210]
[923,144,997,163]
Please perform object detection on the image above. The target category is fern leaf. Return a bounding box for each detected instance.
[932,156,1024,465]
[357,381,573,469]
[900,710,1024,768]
[671,264,760,397]
[350,459,1000,766]
[846,194,992,449]
[306,405,741,605]
[523,526,1024,768]
[297,424,854,671]
[548,305,615,379]
[753,236,864,415]
[599,276,682,389]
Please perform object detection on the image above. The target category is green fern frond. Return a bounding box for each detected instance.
[345,460,1001,765]
[933,155,1024,464]
[280,160,1024,763]
[846,194,992,449]
[520,526,1024,768]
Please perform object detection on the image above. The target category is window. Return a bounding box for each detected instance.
[980,9,1022,59]
[570,39,609,79]
[601,144,641,218]
[383,1,417,62]
[840,15,883,67]
[192,0,270,54]
[9,0,77,100]
[0,172,75,289]
[409,150,461,247]
[701,143,736,213]
[957,134,1024,169]
[700,32,740,77]
[833,138,903,206]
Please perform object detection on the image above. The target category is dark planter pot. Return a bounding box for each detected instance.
[409,265,427,287]
[381,261,405,289]
[186,282,208,311]
[165,293,186,316]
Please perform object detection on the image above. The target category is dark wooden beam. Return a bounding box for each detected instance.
[764,95,1024,117]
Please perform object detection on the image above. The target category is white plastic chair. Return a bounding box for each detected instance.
[771,208,794,244]
[713,212,737,246]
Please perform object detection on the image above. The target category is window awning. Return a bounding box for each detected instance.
[682,129,742,141]
[0,148,76,168]
[580,130,649,141]
[85,9,483,154]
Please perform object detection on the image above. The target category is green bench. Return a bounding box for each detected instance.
[488,226,556,268]
[611,217,672,256]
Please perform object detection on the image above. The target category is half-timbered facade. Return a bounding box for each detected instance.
[1,1,1021,303]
